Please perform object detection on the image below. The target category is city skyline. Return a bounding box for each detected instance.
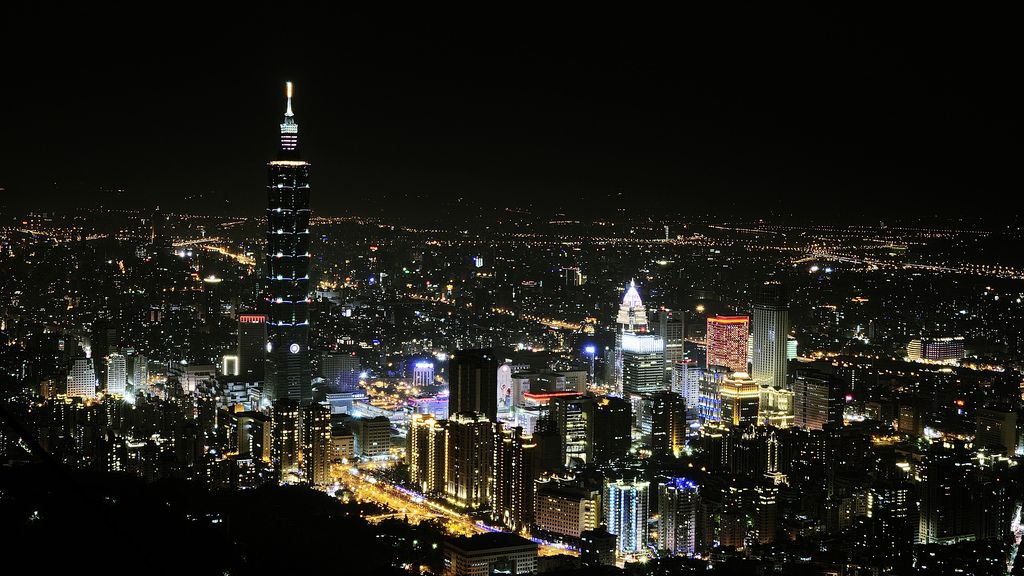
[1,8,1017,220]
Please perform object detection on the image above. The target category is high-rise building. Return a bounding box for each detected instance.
[706,316,749,372]
[614,281,649,393]
[976,408,1018,457]
[593,396,632,465]
[303,403,331,485]
[751,282,789,390]
[408,414,447,495]
[792,371,844,430]
[322,351,361,393]
[492,426,536,531]
[658,477,699,556]
[237,314,267,382]
[653,309,684,384]
[672,359,700,410]
[68,356,96,398]
[263,82,312,405]
[620,333,665,398]
[106,353,127,396]
[446,412,494,510]
[719,372,760,427]
[449,349,498,422]
[550,395,595,468]
[353,416,392,458]
[650,391,686,456]
[272,398,300,481]
[604,478,650,555]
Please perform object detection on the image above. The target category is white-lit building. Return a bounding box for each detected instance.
[106,353,127,396]
[68,357,96,398]
[658,477,699,556]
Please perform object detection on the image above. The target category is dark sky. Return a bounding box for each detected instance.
[1,6,1018,220]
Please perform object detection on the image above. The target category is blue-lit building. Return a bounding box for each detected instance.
[604,478,649,556]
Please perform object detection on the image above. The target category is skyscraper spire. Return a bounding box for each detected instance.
[279,82,299,156]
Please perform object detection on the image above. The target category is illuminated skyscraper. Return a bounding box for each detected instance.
[106,353,127,396]
[614,281,649,393]
[751,282,789,390]
[446,412,494,510]
[263,82,312,405]
[303,402,331,485]
[706,316,749,372]
[658,477,699,556]
[272,398,300,481]
[604,478,650,555]
[620,333,664,397]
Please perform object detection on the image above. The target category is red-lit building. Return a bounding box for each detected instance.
[707,316,749,372]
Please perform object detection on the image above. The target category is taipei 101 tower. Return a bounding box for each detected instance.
[263,82,312,404]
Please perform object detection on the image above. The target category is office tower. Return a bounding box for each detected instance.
[604,478,650,555]
[412,361,435,388]
[446,412,494,510]
[650,391,686,456]
[533,477,602,543]
[303,403,331,485]
[719,372,760,427]
[620,333,665,397]
[271,398,300,481]
[322,351,361,393]
[263,82,312,405]
[449,349,498,422]
[550,395,595,468]
[751,282,789,389]
[614,281,649,393]
[237,314,267,382]
[593,396,632,465]
[658,477,699,556]
[918,451,973,544]
[68,356,96,398]
[653,309,684,383]
[106,353,127,396]
[706,316,749,372]
[792,370,845,430]
[493,426,536,531]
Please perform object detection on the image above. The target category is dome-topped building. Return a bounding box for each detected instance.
[615,280,649,333]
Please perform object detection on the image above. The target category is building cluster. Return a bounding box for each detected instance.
[2,86,1023,575]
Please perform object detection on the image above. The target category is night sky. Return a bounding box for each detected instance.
[1,7,1018,220]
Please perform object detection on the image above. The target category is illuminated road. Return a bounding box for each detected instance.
[333,463,576,556]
